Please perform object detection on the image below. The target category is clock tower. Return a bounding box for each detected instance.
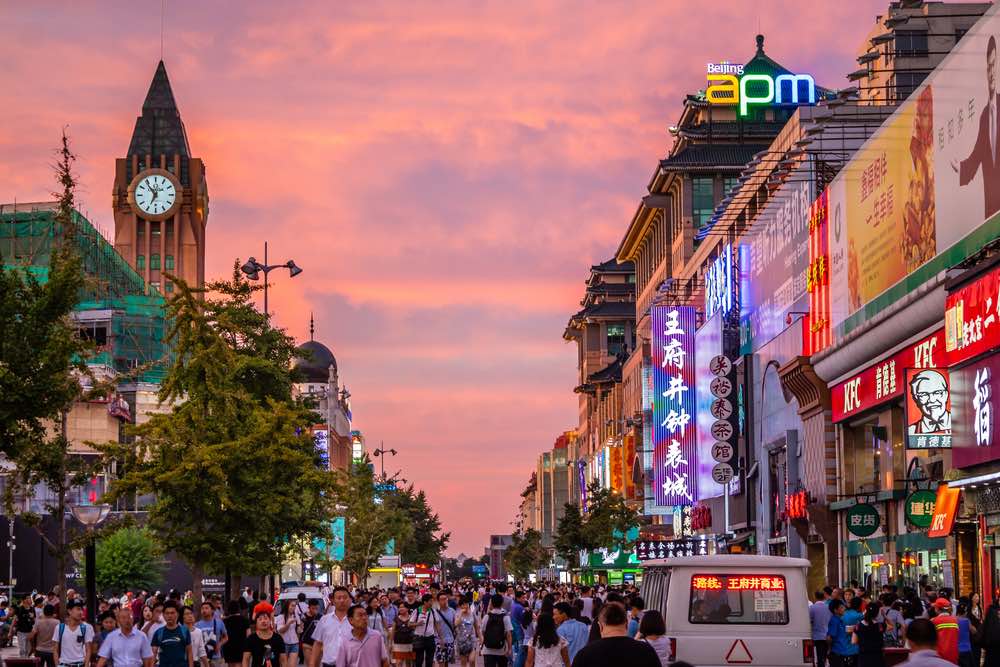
[113,61,208,293]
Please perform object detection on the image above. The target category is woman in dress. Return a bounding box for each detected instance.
[389,604,416,667]
[453,597,480,667]
[524,613,569,667]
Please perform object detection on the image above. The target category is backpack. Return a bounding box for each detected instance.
[58,622,92,651]
[483,613,507,650]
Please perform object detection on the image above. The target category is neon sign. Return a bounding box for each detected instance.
[705,243,735,318]
[706,63,817,117]
[692,575,786,591]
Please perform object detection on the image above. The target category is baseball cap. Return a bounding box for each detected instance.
[934,598,952,609]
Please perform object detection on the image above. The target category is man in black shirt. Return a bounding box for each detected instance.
[11,595,35,657]
[571,602,658,667]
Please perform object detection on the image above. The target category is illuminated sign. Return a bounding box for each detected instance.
[904,367,952,449]
[946,263,1000,365]
[705,244,735,318]
[652,306,698,507]
[351,432,364,462]
[692,575,786,591]
[706,62,817,117]
[928,484,960,538]
[313,429,330,470]
[807,189,832,354]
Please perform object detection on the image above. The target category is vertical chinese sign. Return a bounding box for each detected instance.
[652,305,698,507]
[807,188,831,354]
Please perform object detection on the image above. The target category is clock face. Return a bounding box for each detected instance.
[133,173,178,216]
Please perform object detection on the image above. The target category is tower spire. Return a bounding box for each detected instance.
[127,61,191,158]
[310,313,315,341]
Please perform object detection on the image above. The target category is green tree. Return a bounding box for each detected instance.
[503,529,545,580]
[93,526,165,593]
[332,461,412,584]
[580,483,639,551]
[102,271,338,600]
[553,502,588,564]
[383,485,450,564]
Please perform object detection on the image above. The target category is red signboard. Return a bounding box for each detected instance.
[904,367,952,449]
[692,575,786,591]
[927,485,960,538]
[946,263,1000,366]
[951,350,1000,467]
[832,329,945,422]
[807,189,832,354]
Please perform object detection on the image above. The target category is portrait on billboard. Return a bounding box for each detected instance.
[905,368,952,449]
[951,35,1000,221]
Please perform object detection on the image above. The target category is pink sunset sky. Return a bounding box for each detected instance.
[1,1,889,556]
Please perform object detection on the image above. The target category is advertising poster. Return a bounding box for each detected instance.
[740,172,813,352]
[807,188,832,354]
[696,313,724,500]
[946,263,1000,365]
[652,305,698,507]
[829,6,1000,338]
[904,367,953,449]
[952,351,1000,467]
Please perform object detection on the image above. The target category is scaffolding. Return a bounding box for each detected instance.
[1,202,169,383]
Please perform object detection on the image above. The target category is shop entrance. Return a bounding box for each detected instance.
[900,548,948,590]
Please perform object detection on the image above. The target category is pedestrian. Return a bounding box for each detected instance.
[827,599,854,667]
[389,605,416,667]
[96,612,120,662]
[274,602,299,667]
[957,601,976,667]
[552,602,587,664]
[11,594,35,657]
[298,601,320,667]
[453,596,479,667]
[932,599,960,664]
[981,599,1000,667]
[852,603,885,667]
[334,606,389,667]
[310,588,351,667]
[243,607,285,667]
[635,610,669,667]
[515,609,534,667]
[151,601,193,667]
[96,607,153,667]
[54,599,96,667]
[182,606,209,667]
[570,603,659,667]
[143,602,165,641]
[32,604,59,667]
[411,594,437,667]
[900,619,956,667]
[523,613,568,667]
[195,601,228,667]
[433,592,456,667]
[223,601,250,667]
[811,590,833,667]
[480,594,512,667]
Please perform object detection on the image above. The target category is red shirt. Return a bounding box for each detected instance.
[933,614,960,664]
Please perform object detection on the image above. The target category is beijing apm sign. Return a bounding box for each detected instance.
[706,62,817,117]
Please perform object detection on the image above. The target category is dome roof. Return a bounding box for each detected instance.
[293,339,337,383]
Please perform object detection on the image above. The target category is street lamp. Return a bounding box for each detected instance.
[70,503,110,623]
[372,445,398,481]
[240,241,303,318]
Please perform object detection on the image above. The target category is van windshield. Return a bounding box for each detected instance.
[688,574,788,625]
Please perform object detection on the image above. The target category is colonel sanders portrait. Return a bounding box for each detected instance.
[908,369,952,435]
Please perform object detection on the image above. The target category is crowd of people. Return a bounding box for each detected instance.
[0,583,668,667]
[810,584,1000,667]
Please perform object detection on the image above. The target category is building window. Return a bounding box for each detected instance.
[691,177,715,229]
[136,219,145,238]
[136,254,145,270]
[151,222,161,238]
[607,324,626,357]
[723,176,739,197]
[894,31,928,57]
[165,255,174,270]
[165,282,173,293]
[150,254,161,270]
[894,71,928,101]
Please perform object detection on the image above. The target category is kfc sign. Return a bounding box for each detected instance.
[832,329,945,422]
[946,264,1000,365]
[904,368,952,449]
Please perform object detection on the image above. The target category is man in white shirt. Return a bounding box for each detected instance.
[53,600,95,667]
[311,588,352,667]
[578,587,594,622]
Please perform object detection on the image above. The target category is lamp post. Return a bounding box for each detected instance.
[372,444,398,482]
[240,242,303,318]
[70,504,110,624]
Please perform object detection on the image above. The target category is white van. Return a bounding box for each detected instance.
[640,555,813,667]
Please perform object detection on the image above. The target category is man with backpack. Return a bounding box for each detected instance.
[151,601,193,667]
[52,599,95,667]
[480,594,512,667]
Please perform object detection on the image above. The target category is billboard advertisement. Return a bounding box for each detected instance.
[740,170,813,353]
[807,188,832,354]
[946,262,1000,365]
[904,367,953,449]
[952,350,1000,467]
[652,305,698,507]
[828,6,1000,339]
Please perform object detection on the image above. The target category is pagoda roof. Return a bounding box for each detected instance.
[659,144,768,172]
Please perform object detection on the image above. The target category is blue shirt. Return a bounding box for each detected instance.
[98,628,154,667]
[627,618,639,638]
[194,618,227,660]
[810,601,833,641]
[828,615,852,656]
[152,625,190,667]
[435,608,456,644]
[841,610,862,656]
[959,617,973,653]
[382,605,397,626]
[556,619,589,662]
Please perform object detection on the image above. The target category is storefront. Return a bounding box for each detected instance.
[577,547,642,586]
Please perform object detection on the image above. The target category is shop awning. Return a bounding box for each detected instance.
[948,471,1000,488]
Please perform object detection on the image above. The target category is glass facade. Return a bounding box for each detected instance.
[692,177,715,229]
